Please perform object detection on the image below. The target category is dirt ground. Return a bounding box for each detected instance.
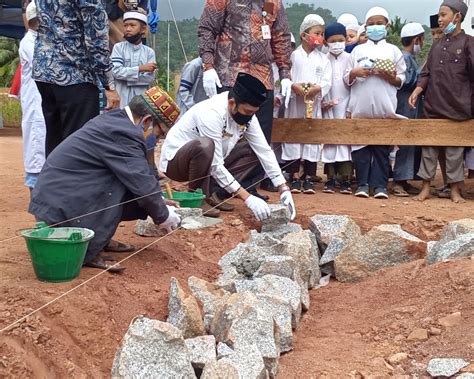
[0,135,473,378]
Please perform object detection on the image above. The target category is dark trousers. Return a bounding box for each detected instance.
[352,145,390,189]
[286,160,317,180]
[36,82,100,156]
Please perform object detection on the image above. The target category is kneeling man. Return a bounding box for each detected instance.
[29,88,181,272]
[160,73,296,221]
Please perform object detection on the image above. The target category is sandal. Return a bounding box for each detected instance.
[104,240,135,253]
[83,256,125,273]
[391,184,409,197]
[404,183,420,195]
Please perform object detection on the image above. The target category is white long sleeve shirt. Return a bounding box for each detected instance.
[160,92,286,193]
[111,41,156,108]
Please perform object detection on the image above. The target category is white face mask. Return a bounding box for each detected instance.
[413,43,421,55]
[328,41,346,56]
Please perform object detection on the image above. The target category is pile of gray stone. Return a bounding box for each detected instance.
[113,210,474,378]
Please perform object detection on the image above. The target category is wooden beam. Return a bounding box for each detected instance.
[271,118,474,147]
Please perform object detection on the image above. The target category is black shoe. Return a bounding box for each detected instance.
[340,181,352,195]
[260,181,278,192]
[302,179,316,194]
[322,179,336,194]
[290,179,302,193]
[249,189,269,202]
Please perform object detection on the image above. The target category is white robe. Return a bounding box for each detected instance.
[321,51,352,163]
[111,41,156,108]
[343,39,407,151]
[19,30,46,174]
[282,46,332,162]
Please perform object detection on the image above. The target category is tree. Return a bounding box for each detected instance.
[0,37,20,87]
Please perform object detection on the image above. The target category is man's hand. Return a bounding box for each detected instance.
[203,68,222,98]
[291,83,306,97]
[105,89,120,110]
[279,185,296,220]
[351,67,371,79]
[274,96,282,108]
[306,84,321,99]
[244,195,271,221]
[280,78,293,108]
[157,205,181,232]
[409,87,423,109]
[139,62,158,73]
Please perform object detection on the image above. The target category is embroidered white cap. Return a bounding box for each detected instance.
[365,7,390,23]
[300,14,325,35]
[346,23,360,32]
[401,22,425,38]
[337,13,359,27]
[357,24,366,39]
[123,10,148,24]
[26,1,37,22]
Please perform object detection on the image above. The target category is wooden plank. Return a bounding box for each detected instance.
[271,118,474,147]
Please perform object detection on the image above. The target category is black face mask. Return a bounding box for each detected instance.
[124,33,142,44]
[231,105,253,125]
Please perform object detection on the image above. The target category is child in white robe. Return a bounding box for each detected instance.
[321,22,352,195]
[282,14,332,194]
[344,6,406,199]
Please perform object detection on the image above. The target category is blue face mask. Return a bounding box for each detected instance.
[443,13,459,35]
[366,25,387,41]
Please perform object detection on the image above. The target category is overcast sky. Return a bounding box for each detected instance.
[158,0,443,24]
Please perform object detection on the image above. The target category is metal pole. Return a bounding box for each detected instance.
[167,22,170,92]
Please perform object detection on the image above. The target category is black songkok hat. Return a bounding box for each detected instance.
[430,14,440,29]
[232,72,267,107]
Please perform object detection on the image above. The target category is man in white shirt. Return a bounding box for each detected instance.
[160,73,296,221]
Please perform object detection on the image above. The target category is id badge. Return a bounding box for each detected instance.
[261,24,271,40]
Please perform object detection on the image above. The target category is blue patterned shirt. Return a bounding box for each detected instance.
[33,0,114,87]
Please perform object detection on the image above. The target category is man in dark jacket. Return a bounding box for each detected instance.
[29,87,181,272]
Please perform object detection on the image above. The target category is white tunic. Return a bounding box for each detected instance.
[160,92,286,193]
[282,46,332,162]
[321,51,352,163]
[111,41,156,108]
[344,39,407,151]
[19,30,46,174]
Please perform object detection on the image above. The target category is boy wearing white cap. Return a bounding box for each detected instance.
[19,1,46,192]
[392,22,425,197]
[337,13,360,53]
[282,14,332,194]
[344,6,406,199]
[111,9,157,108]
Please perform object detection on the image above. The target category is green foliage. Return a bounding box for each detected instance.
[0,37,20,88]
[0,94,22,127]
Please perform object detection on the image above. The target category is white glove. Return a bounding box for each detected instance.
[280,190,296,221]
[244,195,271,221]
[157,205,181,233]
[280,78,293,108]
[203,68,222,98]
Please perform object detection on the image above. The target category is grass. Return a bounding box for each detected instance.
[0,91,22,128]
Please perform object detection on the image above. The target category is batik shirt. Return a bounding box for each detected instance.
[198,0,292,90]
[33,0,113,87]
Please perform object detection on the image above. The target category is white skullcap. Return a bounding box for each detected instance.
[357,24,366,39]
[400,22,425,38]
[290,33,296,44]
[300,14,325,35]
[365,7,389,23]
[337,13,359,27]
[346,23,360,32]
[26,1,37,22]
[123,10,148,24]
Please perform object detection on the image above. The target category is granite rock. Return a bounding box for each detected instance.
[111,317,195,378]
[184,335,217,369]
[427,233,474,264]
[181,216,223,230]
[334,224,426,282]
[210,292,280,377]
[167,277,205,338]
[133,216,166,237]
[201,360,240,379]
[188,276,231,332]
[426,358,469,377]
[261,204,291,232]
[217,342,234,359]
[439,219,474,242]
[175,207,203,218]
[218,344,269,379]
[234,275,302,328]
[309,215,361,265]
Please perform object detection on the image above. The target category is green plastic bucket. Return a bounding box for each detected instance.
[163,189,205,208]
[21,222,95,283]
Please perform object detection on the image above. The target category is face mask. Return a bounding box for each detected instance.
[443,13,459,35]
[306,33,324,49]
[366,25,387,41]
[328,42,346,56]
[124,33,142,44]
[231,107,253,125]
[413,43,421,55]
[345,43,358,53]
